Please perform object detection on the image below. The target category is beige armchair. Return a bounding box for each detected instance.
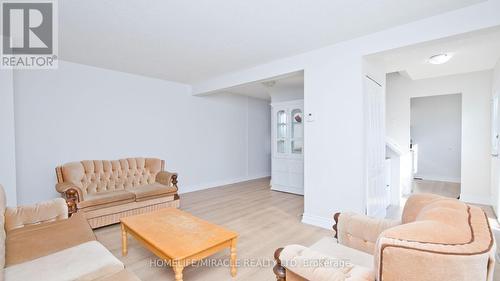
[55,157,180,228]
[274,193,496,281]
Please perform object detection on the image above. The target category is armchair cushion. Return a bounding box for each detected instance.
[5,212,95,266]
[126,183,177,201]
[310,237,373,269]
[336,212,400,254]
[78,190,135,209]
[281,241,374,281]
[401,193,450,224]
[4,198,68,232]
[280,245,353,281]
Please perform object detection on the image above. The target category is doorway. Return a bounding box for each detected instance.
[213,71,305,196]
[410,94,462,198]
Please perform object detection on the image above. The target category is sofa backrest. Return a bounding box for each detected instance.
[56,158,164,196]
[0,184,7,270]
[375,193,495,281]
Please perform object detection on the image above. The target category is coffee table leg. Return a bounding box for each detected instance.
[121,224,128,256]
[230,238,238,277]
[173,263,184,281]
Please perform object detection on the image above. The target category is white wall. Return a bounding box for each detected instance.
[410,94,462,182]
[190,0,500,228]
[387,71,492,204]
[0,68,18,206]
[13,61,271,204]
[247,98,272,179]
[492,59,500,215]
[385,74,414,196]
[270,87,304,103]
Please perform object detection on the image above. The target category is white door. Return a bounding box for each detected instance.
[365,76,388,217]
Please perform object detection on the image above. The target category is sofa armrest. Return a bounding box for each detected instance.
[4,198,68,232]
[274,245,369,281]
[333,212,400,254]
[55,182,83,216]
[156,171,178,190]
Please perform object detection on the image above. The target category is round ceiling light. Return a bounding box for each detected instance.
[428,53,453,65]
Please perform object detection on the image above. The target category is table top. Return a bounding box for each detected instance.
[120,208,238,260]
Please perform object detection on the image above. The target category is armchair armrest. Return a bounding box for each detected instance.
[55,182,83,216]
[333,212,400,254]
[5,198,68,232]
[156,171,178,190]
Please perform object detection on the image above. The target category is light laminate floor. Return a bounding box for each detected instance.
[95,178,330,281]
[412,179,461,199]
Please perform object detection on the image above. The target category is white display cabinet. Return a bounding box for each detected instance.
[271,100,304,195]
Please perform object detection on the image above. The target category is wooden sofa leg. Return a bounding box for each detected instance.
[273,248,286,281]
[333,212,341,239]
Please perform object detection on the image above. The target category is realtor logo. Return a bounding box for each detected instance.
[1,0,58,68]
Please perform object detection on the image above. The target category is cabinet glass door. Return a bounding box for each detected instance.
[291,108,303,154]
[277,110,287,153]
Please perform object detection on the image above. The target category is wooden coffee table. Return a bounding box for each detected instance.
[120,208,238,281]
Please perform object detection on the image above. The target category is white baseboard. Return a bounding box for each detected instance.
[301,213,332,230]
[179,174,270,194]
[271,184,304,195]
[460,194,491,206]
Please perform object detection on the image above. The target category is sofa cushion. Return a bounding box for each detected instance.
[79,190,135,209]
[126,183,177,202]
[60,158,163,196]
[5,212,95,266]
[4,241,124,281]
[5,198,68,231]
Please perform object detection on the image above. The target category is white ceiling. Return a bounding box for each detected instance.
[225,72,304,101]
[367,26,500,80]
[59,0,485,83]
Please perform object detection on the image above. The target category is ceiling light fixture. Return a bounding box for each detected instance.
[428,53,453,65]
[262,80,276,88]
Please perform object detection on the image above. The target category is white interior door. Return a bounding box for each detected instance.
[365,76,388,217]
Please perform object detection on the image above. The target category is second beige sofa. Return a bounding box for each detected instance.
[55,157,179,228]
[0,184,139,281]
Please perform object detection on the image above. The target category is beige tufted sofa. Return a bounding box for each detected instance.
[0,184,140,281]
[55,157,179,228]
[274,193,496,281]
